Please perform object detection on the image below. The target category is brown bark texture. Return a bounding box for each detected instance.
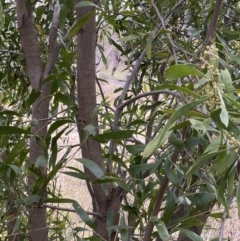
[76,1,121,240]
[16,0,60,240]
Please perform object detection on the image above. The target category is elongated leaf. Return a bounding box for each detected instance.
[62,171,88,180]
[223,93,240,110]
[125,144,145,154]
[8,165,21,174]
[178,228,203,241]
[76,158,104,179]
[146,34,152,59]
[186,149,227,179]
[143,96,208,158]
[120,34,144,42]
[156,84,201,98]
[44,198,75,203]
[94,175,131,192]
[24,195,40,205]
[0,110,22,116]
[152,217,170,241]
[0,126,30,135]
[35,155,48,168]
[165,64,205,81]
[27,88,41,107]
[47,119,74,136]
[221,69,234,97]
[92,130,134,143]
[164,158,182,188]
[218,88,229,127]
[0,0,4,30]
[119,216,128,241]
[237,176,240,218]
[73,201,95,229]
[6,141,25,164]
[67,10,95,40]
[211,109,240,133]
[75,1,98,8]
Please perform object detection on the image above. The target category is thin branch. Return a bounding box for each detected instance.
[205,0,224,47]
[151,0,178,64]
[118,90,180,110]
[218,188,236,241]
[143,175,169,241]
[42,204,104,218]
[0,49,22,55]
[43,0,61,79]
[96,78,113,126]
[143,144,182,241]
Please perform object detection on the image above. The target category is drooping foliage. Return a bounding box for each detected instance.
[0,0,240,241]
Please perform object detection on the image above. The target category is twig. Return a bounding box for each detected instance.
[43,0,61,79]
[218,188,236,241]
[118,90,180,110]
[151,0,178,65]
[42,204,104,218]
[205,0,224,47]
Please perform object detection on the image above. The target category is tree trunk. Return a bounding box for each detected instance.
[76,1,122,240]
[16,0,63,239]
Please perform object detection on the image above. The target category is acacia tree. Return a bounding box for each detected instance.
[1,0,240,241]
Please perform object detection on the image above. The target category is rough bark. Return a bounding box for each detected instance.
[16,1,61,240]
[76,1,121,240]
[16,2,48,240]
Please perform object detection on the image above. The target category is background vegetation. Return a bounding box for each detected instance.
[0,0,240,240]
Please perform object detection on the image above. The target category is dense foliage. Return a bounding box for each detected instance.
[0,0,240,240]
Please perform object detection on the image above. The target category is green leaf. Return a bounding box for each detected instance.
[221,69,234,97]
[152,217,170,241]
[73,201,95,229]
[8,165,21,174]
[74,1,98,8]
[0,110,22,117]
[186,149,226,179]
[210,109,240,134]
[146,33,152,59]
[61,171,89,180]
[120,34,145,42]
[125,144,145,154]
[24,194,40,205]
[0,0,5,30]
[222,93,240,110]
[84,124,96,136]
[54,92,76,106]
[6,141,26,164]
[237,176,240,218]
[164,158,182,188]
[143,96,208,158]
[94,175,131,193]
[35,156,48,168]
[218,88,229,127]
[161,191,175,223]
[67,10,95,40]
[44,198,75,203]
[119,216,128,241]
[228,52,240,64]
[47,119,74,137]
[27,88,41,107]
[168,133,185,147]
[156,84,201,98]
[92,130,134,143]
[165,64,205,81]
[76,158,104,179]
[0,126,30,135]
[178,228,203,241]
